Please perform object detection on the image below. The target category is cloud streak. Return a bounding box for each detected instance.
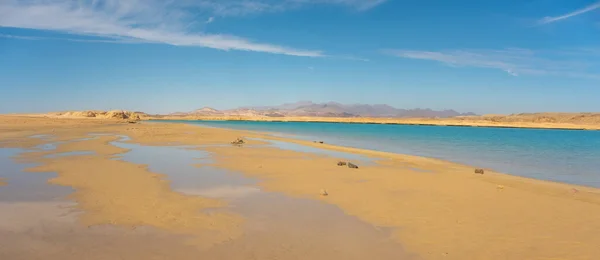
[384,48,600,79]
[539,1,600,24]
[1,0,381,57]
[191,0,388,16]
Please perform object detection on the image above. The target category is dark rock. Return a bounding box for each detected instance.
[337,161,347,166]
[318,141,324,144]
[474,168,484,174]
[347,162,359,169]
[231,138,245,146]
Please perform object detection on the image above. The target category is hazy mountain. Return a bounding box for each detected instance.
[174,102,476,118]
[238,101,315,111]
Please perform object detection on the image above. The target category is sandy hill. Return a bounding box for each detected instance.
[43,110,145,120]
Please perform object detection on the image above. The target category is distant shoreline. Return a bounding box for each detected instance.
[8,111,600,131]
[148,117,600,131]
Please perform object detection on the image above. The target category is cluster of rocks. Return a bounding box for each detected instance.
[231,138,245,146]
[337,161,358,169]
[474,168,485,174]
[322,161,361,196]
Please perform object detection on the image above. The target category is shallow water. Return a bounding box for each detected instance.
[2,134,412,259]
[0,137,215,260]
[111,138,412,259]
[0,147,73,202]
[43,151,95,158]
[159,120,600,188]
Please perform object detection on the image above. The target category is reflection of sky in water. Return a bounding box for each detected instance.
[35,142,60,151]
[29,134,52,139]
[43,151,95,158]
[112,140,258,199]
[0,147,72,202]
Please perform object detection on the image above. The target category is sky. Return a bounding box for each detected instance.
[0,0,599,114]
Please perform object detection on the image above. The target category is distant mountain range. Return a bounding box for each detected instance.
[169,101,477,118]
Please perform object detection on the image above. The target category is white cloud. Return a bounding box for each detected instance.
[187,0,388,16]
[539,1,600,24]
[0,0,327,57]
[0,33,140,43]
[384,48,600,79]
[206,16,215,24]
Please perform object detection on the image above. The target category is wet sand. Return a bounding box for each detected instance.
[1,115,600,260]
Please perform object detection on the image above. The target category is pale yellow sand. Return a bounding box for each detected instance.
[151,112,600,130]
[1,115,600,260]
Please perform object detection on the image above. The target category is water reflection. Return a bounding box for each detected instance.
[109,137,411,259]
[0,147,73,202]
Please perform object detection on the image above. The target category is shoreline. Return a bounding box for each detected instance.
[147,117,600,131]
[199,122,600,193]
[155,119,600,190]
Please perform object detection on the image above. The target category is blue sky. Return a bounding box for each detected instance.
[1,0,599,114]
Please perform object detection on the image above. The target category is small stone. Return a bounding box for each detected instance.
[318,141,324,144]
[497,185,504,190]
[337,161,347,166]
[474,168,485,174]
[320,189,328,196]
[231,138,245,146]
[347,162,359,169]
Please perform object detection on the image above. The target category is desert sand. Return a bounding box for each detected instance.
[1,114,600,260]
[151,112,600,130]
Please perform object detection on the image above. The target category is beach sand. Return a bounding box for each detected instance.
[1,115,600,260]
[150,112,600,130]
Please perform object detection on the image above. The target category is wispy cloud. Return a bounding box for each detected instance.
[539,1,600,24]
[206,16,215,24]
[1,0,386,56]
[192,0,388,16]
[0,33,142,44]
[384,48,600,79]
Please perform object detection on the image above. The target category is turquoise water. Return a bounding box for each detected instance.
[154,120,600,188]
